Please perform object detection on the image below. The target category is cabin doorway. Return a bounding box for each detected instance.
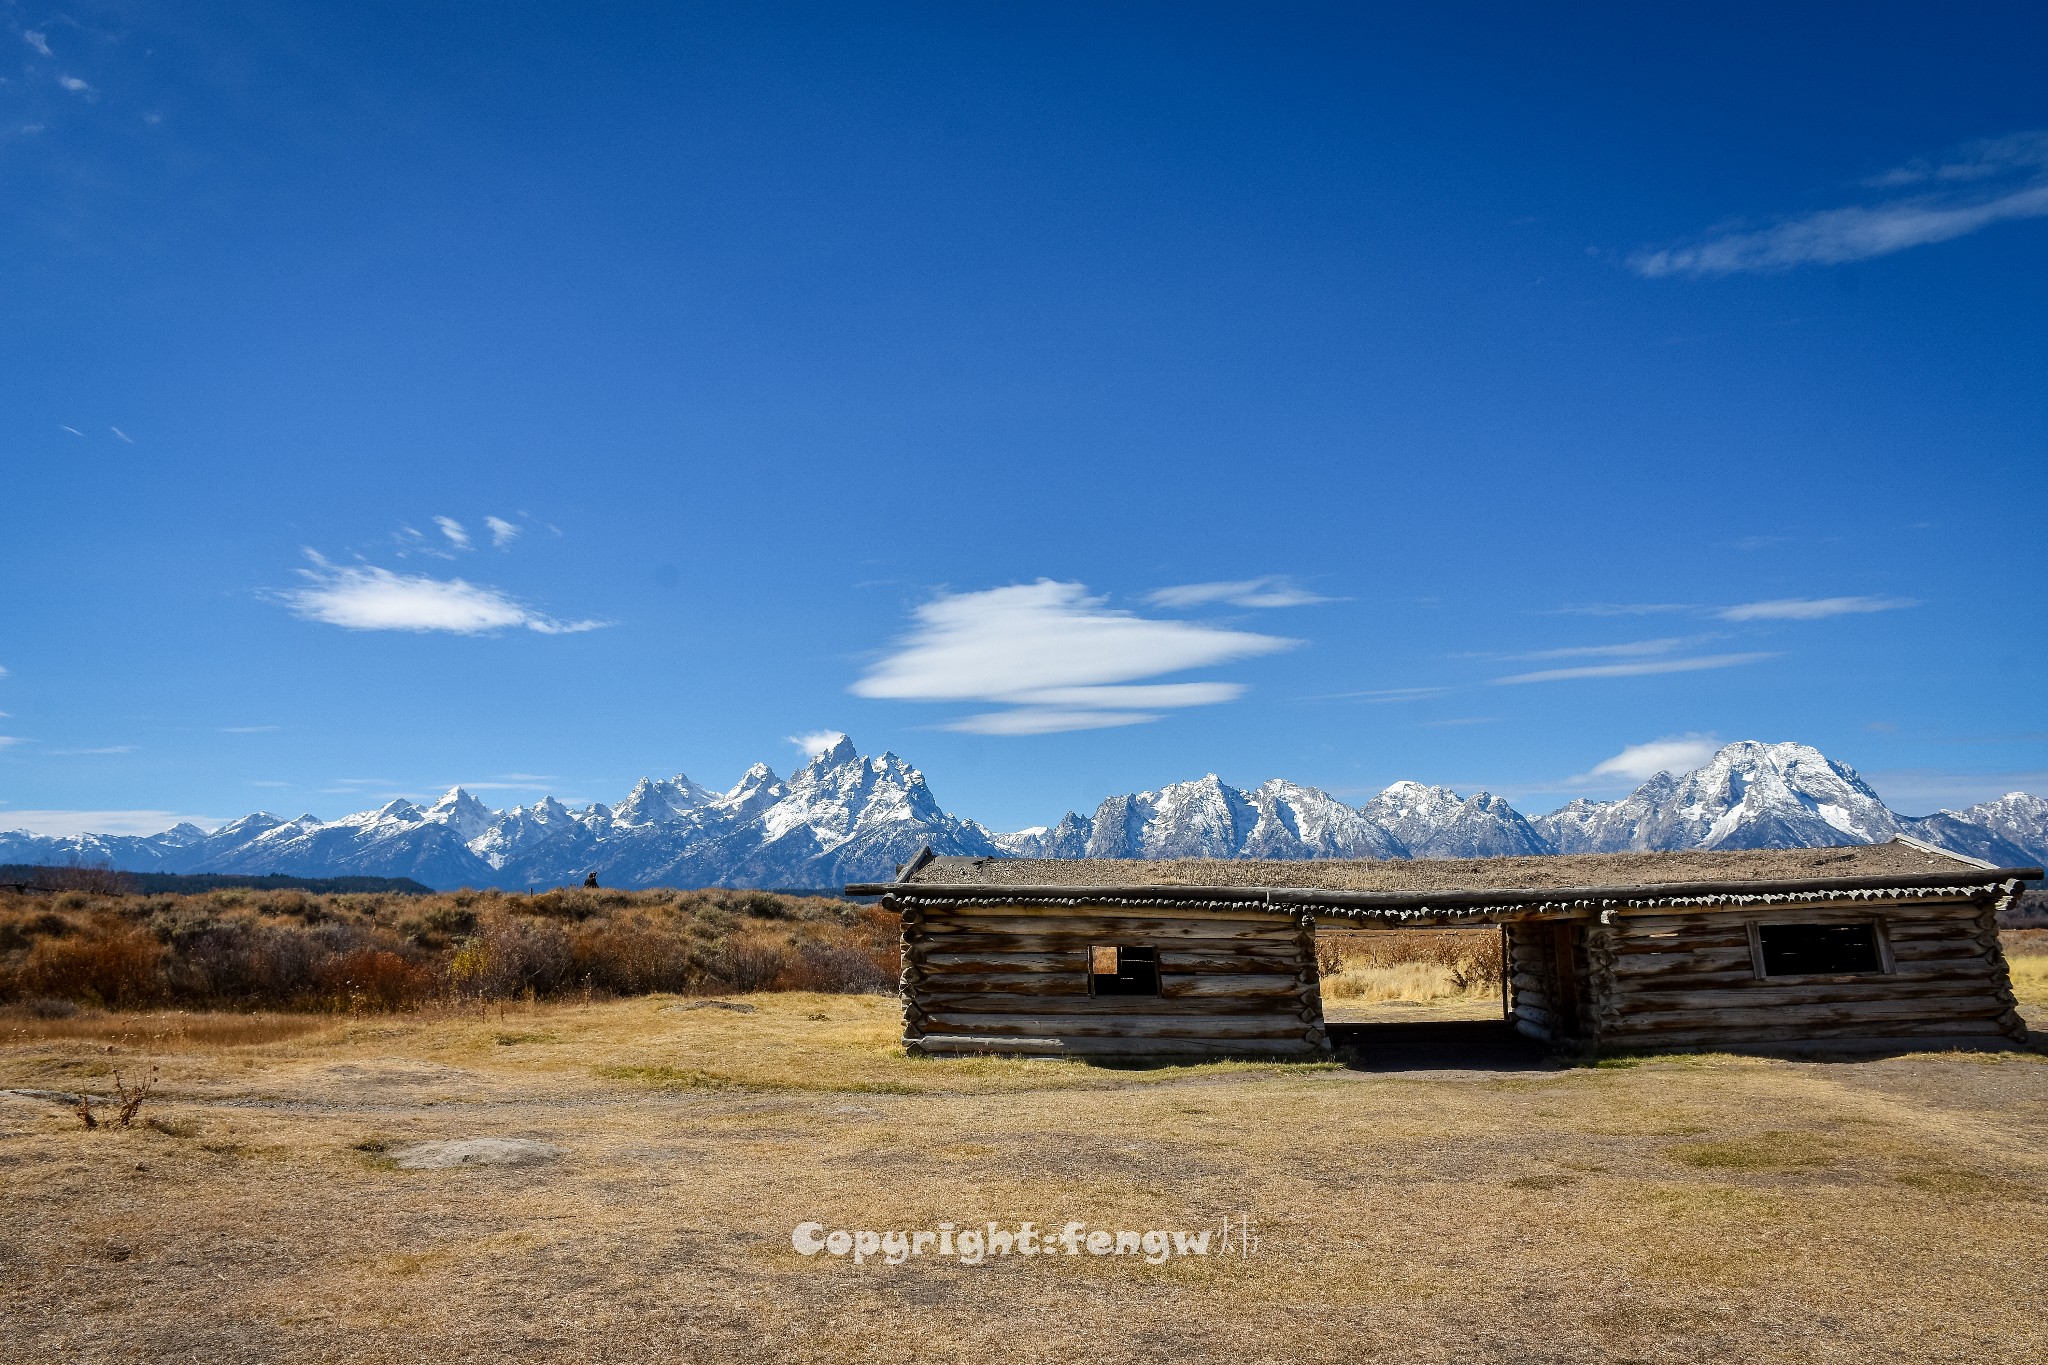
[1312,923,1510,1028]
[1311,920,1562,1068]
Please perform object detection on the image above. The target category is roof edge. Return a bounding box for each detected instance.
[846,865,2040,908]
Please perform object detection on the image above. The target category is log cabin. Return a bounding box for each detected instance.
[847,837,2039,1059]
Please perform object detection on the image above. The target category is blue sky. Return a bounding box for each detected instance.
[3,2,2045,835]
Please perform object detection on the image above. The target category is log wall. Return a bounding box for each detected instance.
[897,899,1328,1058]
[1588,896,2027,1051]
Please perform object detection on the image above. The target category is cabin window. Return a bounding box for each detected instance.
[1755,922,1886,977]
[1089,945,1160,996]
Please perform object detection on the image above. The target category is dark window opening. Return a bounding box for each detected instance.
[1089,945,1160,996]
[1757,922,1884,977]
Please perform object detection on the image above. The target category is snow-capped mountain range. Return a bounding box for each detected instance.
[3,737,2043,890]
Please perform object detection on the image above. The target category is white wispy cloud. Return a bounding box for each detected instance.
[1633,130,2048,276]
[787,729,848,758]
[59,74,96,99]
[109,425,132,442]
[276,553,609,635]
[1550,602,1698,616]
[1496,637,1705,662]
[1146,576,1336,609]
[434,516,471,550]
[0,736,23,749]
[1581,733,1721,784]
[24,30,52,57]
[1716,595,1917,622]
[944,709,1161,736]
[219,725,281,733]
[852,580,1297,735]
[0,810,224,837]
[1303,686,1447,703]
[486,516,520,549]
[60,425,82,436]
[51,745,136,756]
[1491,652,1777,685]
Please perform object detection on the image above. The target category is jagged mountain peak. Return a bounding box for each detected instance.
[6,736,2041,891]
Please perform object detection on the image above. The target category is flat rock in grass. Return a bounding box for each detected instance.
[389,1138,561,1170]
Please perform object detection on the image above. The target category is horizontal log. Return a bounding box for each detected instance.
[1608,954,1758,979]
[908,1034,1326,1058]
[1609,901,1982,933]
[916,1012,1313,1040]
[918,916,1301,943]
[906,933,1297,959]
[1611,938,1754,960]
[1601,998,2007,1031]
[918,948,1304,975]
[1888,934,1993,953]
[933,901,1290,925]
[1614,979,2006,1011]
[1601,1017,2021,1046]
[1616,964,1999,994]
[910,991,1313,1018]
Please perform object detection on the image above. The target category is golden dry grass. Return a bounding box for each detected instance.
[4,992,2047,1363]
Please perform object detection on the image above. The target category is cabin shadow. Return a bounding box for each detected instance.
[1325,1018,1554,1073]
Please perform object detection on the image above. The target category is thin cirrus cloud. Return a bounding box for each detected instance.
[1554,596,1915,622]
[1145,576,1336,609]
[486,516,520,549]
[24,30,53,57]
[1494,636,1707,662]
[851,580,1297,735]
[1632,129,2048,276]
[1492,652,1777,685]
[275,552,608,636]
[51,745,136,755]
[434,516,472,550]
[1716,595,1917,622]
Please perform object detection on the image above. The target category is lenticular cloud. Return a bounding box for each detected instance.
[851,580,1296,734]
[277,554,606,635]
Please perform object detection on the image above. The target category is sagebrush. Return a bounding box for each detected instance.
[0,885,899,1011]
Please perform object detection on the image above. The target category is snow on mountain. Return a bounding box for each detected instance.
[1533,742,1901,854]
[611,775,718,828]
[1357,781,1550,859]
[1014,775,1403,862]
[4,737,2041,890]
[1905,793,2048,869]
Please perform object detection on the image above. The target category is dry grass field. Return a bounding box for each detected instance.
[4,938,2046,1365]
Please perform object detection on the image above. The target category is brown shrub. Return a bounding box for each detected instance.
[316,949,436,1008]
[17,919,163,1006]
[445,913,575,998]
[0,884,898,1011]
[569,918,696,994]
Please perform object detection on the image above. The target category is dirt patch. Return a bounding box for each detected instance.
[387,1137,562,1169]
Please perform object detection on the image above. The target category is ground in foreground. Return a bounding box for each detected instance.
[3,995,2046,1364]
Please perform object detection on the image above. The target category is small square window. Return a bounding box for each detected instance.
[1089,945,1160,996]
[1756,922,1884,977]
